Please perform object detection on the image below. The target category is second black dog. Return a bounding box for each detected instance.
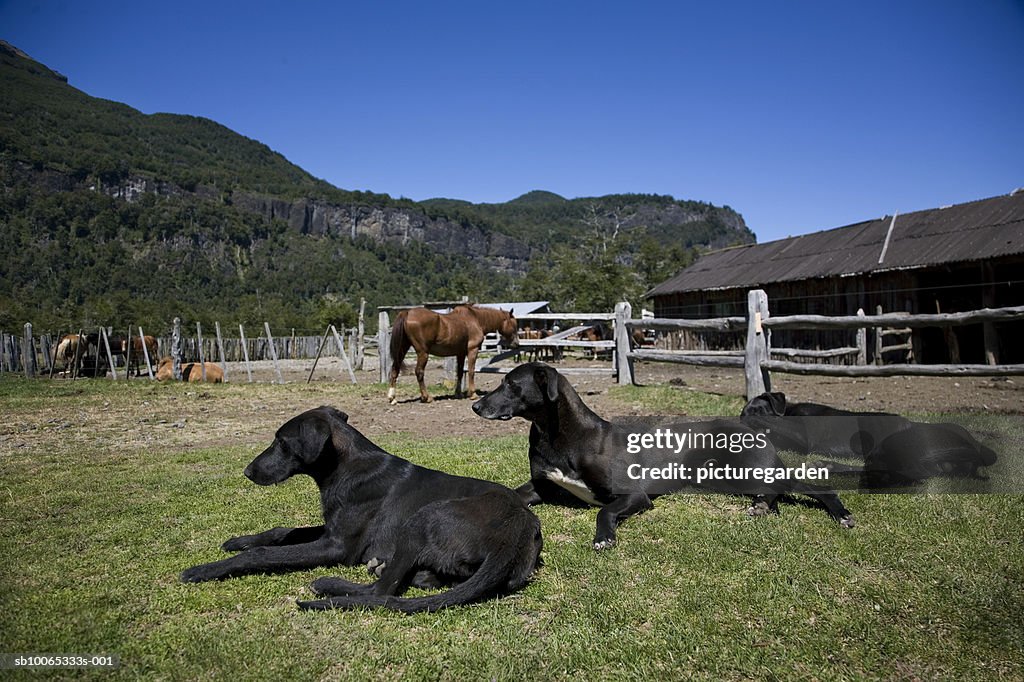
[473,363,854,550]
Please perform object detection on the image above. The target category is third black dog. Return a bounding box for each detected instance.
[181,406,542,612]
[741,391,911,458]
[741,391,998,488]
[473,363,854,550]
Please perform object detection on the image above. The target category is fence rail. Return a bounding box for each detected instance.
[618,289,1024,398]
[7,293,1024,397]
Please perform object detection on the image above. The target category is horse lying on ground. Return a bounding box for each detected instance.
[388,304,518,404]
[181,406,543,613]
[473,363,854,550]
[155,357,224,383]
[740,392,998,488]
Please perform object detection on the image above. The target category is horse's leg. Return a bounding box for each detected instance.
[465,346,480,399]
[387,362,401,405]
[415,350,432,403]
[454,353,467,398]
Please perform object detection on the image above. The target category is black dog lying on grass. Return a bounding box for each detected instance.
[472,363,854,550]
[181,406,542,613]
[740,391,911,458]
[741,392,998,488]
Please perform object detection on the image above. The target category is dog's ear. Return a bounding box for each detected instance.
[298,415,333,463]
[767,392,786,415]
[533,365,560,402]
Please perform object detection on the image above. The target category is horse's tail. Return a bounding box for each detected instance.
[389,311,411,375]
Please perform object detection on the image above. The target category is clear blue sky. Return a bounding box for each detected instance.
[3,0,1022,242]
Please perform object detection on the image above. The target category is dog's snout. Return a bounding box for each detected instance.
[243,463,255,481]
[472,400,483,415]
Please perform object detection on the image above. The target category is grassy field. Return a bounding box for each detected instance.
[1,376,1022,680]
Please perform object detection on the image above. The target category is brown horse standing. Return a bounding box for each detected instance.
[126,335,159,377]
[388,305,518,404]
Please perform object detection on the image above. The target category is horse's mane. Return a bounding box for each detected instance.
[451,304,514,329]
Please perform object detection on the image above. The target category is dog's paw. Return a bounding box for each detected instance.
[746,500,772,517]
[593,538,616,551]
[297,598,335,611]
[221,535,253,552]
[839,515,856,529]
[310,576,354,597]
[180,563,223,583]
[366,558,387,577]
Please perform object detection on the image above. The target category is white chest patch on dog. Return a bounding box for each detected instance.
[545,468,599,506]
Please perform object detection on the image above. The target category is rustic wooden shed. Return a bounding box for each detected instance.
[646,191,1024,364]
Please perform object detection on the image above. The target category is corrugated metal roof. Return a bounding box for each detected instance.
[437,301,551,317]
[648,192,1024,297]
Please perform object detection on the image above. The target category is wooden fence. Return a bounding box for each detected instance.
[1,320,370,383]
[619,289,1024,398]
[8,292,1024,398]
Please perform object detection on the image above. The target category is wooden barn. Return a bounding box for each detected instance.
[647,191,1024,364]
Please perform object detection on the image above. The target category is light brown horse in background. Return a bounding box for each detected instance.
[53,333,87,375]
[388,305,518,404]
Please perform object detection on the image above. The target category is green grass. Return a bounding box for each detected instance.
[1,377,1022,680]
[609,383,746,416]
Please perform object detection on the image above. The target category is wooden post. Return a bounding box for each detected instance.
[214,322,229,382]
[874,305,884,365]
[307,328,332,384]
[171,317,183,380]
[264,322,283,384]
[378,310,391,384]
[48,332,58,379]
[100,328,118,380]
[138,326,154,380]
[93,328,102,378]
[855,308,867,365]
[744,289,771,400]
[124,325,132,379]
[239,325,253,382]
[614,301,634,385]
[72,328,85,380]
[349,328,358,371]
[22,323,34,378]
[40,333,52,374]
[356,298,366,370]
[982,262,998,365]
[330,325,358,384]
[196,322,207,382]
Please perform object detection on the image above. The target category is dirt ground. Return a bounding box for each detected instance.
[4,354,1022,458]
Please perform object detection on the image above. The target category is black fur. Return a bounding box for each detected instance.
[740,392,998,487]
[181,406,542,612]
[473,363,854,550]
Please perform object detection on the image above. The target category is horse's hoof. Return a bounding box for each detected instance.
[388,398,398,406]
[421,396,433,404]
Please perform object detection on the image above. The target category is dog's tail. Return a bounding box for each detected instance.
[298,520,542,614]
[389,311,411,376]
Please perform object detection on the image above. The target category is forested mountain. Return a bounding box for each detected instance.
[0,40,754,333]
